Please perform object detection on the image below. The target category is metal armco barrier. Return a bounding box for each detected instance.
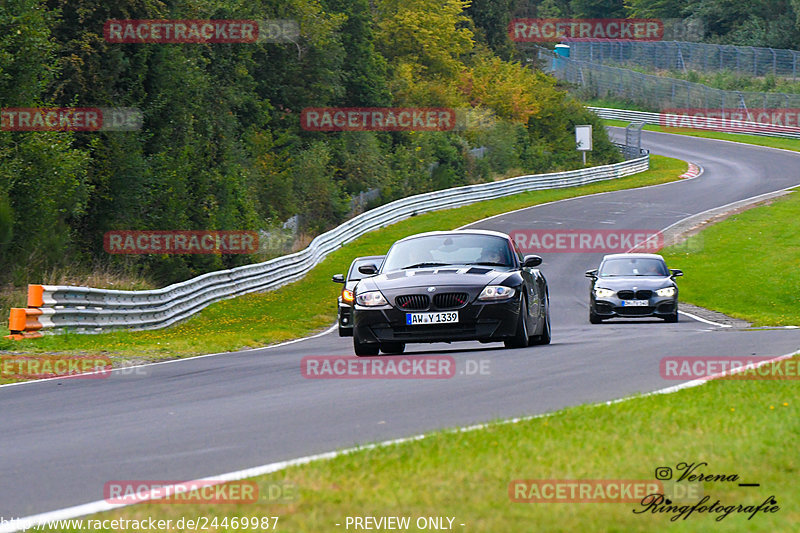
[588,107,800,140]
[6,154,648,337]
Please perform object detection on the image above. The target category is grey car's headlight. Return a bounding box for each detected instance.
[656,287,676,297]
[594,288,615,298]
[478,286,516,301]
[355,290,388,307]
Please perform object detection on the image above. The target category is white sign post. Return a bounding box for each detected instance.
[575,125,592,165]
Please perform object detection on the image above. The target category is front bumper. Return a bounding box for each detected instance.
[353,298,521,345]
[591,295,677,318]
[338,303,354,336]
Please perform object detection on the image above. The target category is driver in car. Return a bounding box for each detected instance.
[479,247,506,265]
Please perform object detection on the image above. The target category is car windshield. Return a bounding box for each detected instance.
[599,258,669,277]
[381,234,513,272]
[349,258,384,281]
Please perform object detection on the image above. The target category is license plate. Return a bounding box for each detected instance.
[406,312,459,325]
[621,300,649,307]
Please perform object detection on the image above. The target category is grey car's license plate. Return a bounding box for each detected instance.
[621,300,649,307]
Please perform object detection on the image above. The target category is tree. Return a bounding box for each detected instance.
[624,0,687,18]
[570,0,626,18]
[0,0,90,275]
[375,0,474,80]
[465,0,517,60]
[323,0,391,106]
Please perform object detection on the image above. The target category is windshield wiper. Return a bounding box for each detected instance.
[401,262,451,269]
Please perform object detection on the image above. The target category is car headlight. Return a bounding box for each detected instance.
[656,287,676,297]
[342,289,354,303]
[594,288,615,298]
[478,285,516,301]
[355,290,388,307]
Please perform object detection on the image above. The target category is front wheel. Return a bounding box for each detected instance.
[664,311,679,323]
[354,336,379,356]
[589,310,603,324]
[504,298,529,349]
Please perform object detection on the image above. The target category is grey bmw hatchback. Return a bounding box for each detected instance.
[586,253,683,323]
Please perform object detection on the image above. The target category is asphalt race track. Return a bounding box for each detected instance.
[2,129,799,518]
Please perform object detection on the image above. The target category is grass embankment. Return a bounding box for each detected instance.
[59,362,799,532]
[661,189,800,326]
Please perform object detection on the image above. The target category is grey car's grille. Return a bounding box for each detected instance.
[433,292,469,309]
[617,290,654,300]
[396,294,430,310]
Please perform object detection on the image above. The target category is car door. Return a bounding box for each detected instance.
[512,240,539,321]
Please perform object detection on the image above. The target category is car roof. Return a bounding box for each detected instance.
[393,229,511,244]
[601,253,665,261]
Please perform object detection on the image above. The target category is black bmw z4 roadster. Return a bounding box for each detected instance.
[351,230,551,356]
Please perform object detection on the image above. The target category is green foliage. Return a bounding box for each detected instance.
[681,0,800,48]
[0,0,622,291]
[323,0,391,106]
[465,0,517,60]
[570,0,626,18]
[624,0,688,18]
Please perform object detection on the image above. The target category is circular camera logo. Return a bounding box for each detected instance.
[655,467,673,480]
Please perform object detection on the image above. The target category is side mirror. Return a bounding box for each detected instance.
[585,269,598,278]
[670,269,683,277]
[332,274,345,283]
[523,255,542,268]
[358,264,378,275]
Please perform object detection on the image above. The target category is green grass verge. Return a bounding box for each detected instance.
[51,358,799,532]
[0,155,686,369]
[584,97,656,112]
[661,189,800,326]
[601,119,800,153]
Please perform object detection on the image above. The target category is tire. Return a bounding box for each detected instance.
[354,336,379,356]
[531,302,551,345]
[589,310,603,324]
[338,327,353,337]
[504,297,529,349]
[664,312,678,323]
[380,342,405,355]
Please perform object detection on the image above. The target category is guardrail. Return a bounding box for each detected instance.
[589,107,800,140]
[6,153,649,338]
